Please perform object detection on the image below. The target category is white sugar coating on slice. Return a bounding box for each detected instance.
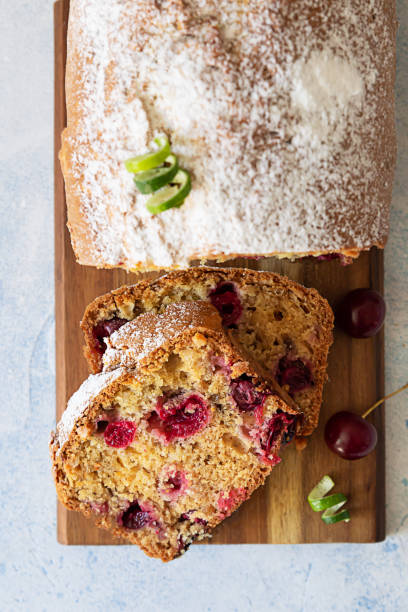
[102,301,220,371]
[55,369,125,451]
[103,329,168,372]
[65,0,396,268]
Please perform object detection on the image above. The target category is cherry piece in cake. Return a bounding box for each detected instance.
[120,502,154,530]
[230,375,266,412]
[254,412,297,465]
[209,282,243,327]
[148,394,211,444]
[93,317,128,354]
[104,420,136,448]
[276,357,312,394]
[160,467,189,501]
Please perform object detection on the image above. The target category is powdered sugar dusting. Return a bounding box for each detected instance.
[64,0,396,268]
[291,50,364,150]
[55,369,124,451]
[103,301,219,370]
[292,51,364,115]
[103,330,167,371]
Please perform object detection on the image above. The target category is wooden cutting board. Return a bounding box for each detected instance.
[54,0,385,545]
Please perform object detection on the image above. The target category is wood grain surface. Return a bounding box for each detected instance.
[54,0,385,546]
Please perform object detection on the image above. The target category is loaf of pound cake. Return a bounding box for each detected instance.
[81,267,334,438]
[51,302,299,561]
[60,0,396,271]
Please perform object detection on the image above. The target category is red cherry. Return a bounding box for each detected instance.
[336,289,385,338]
[324,411,377,460]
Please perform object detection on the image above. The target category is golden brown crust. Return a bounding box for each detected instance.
[59,0,106,267]
[81,267,333,436]
[51,302,296,561]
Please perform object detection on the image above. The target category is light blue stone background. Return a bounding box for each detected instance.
[0,1,407,610]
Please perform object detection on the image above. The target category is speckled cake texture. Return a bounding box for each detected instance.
[80,267,334,438]
[51,302,299,561]
[60,0,396,271]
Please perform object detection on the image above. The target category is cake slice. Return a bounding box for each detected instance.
[51,302,299,561]
[81,267,333,438]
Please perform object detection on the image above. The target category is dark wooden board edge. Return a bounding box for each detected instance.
[372,255,386,542]
[54,0,70,545]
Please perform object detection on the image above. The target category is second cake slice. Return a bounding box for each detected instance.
[81,267,333,438]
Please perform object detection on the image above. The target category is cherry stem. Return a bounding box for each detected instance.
[362,382,408,419]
